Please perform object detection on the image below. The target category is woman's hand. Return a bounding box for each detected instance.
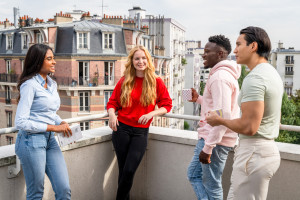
[138,113,154,125]
[109,112,119,131]
[47,121,72,137]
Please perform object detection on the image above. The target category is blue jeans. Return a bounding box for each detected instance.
[15,131,71,200]
[187,138,232,200]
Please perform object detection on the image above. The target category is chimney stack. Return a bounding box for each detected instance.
[102,14,123,26]
[4,19,11,28]
[54,11,73,24]
[0,21,5,29]
[80,11,92,21]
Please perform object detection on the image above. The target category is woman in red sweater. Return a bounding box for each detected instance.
[107,45,172,200]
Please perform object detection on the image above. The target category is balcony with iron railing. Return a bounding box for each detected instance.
[285,60,294,65]
[285,70,294,75]
[0,73,19,83]
[0,74,120,87]
[0,114,300,200]
[285,82,293,87]
[53,76,119,87]
[5,98,11,105]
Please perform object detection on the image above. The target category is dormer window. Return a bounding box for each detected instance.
[22,34,29,49]
[36,33,43,44]
[6,34,13,50]
[6,60,11,73]
[77,32,90,49]
[103,33,114,50]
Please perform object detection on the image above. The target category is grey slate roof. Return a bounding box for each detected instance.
[0,20,128,57]
[0,29,24,55]
[55,20,127,56]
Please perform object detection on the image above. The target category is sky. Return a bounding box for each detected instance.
[1,0,300,51]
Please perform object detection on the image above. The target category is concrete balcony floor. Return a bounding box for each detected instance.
[1,126,300,200]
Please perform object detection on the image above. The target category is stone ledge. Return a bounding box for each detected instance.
[1,126,300,166]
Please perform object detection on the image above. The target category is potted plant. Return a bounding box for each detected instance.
[93,72,98,86]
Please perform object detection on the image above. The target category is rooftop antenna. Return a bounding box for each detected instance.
[100,0,108,18]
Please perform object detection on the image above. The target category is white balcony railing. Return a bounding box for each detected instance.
[1,114,300,200]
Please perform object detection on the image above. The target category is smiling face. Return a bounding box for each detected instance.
[202,42,223,69]
[234,34,253,65]
[132,49,148,76]
[39,49,56,77]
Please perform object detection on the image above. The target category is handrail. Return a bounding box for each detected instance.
[0,113,300,135]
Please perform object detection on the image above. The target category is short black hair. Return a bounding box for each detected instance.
[240,26,271,60]
[208,35,232,54]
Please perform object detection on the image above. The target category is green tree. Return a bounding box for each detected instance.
[275,92,300,144]
[291,90,300,125]
[184,121,190,130]
[238,65,249,89]
[181,58,187,65]
[199,81,205,95]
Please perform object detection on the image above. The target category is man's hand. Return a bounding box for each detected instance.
[189,88,199,102]
[206,111,222,127]
[199,150,211,164]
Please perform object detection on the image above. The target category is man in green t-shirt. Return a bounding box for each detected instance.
[206,26,283,199]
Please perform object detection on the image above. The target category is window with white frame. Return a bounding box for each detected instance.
[21,60,24,72]
[285,56,294,64]
[104,61,114,85]
[104,91,113,110]
[80,121,90,131]
[285,66,293,72]
[77,32,89,49]
[79,91,90,112]
[6,60,11,73]
[78,61,89,85]
[6,111,12,127]
[6,34,13,50]
[284,87,292,96]
[103,33,113,49]
[22,34,29,49]
[6,136,13,145]
[5,86,11,104]
[36,33,43,44]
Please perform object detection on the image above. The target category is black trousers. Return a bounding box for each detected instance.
[112,121,149,200]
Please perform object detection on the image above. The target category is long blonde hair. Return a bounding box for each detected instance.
[120,45,157,107]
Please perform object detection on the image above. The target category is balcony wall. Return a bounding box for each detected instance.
[1,127,300,200]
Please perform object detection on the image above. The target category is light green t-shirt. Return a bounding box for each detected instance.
[238,63,283,139]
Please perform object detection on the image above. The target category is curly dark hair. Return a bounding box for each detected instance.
[208,35,232,54]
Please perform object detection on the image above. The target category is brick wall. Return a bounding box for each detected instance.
[48,27,57,50]
[124,30,133,45]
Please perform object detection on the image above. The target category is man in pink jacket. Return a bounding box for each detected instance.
[187,35,241,200]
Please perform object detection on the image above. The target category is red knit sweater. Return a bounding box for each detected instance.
[107,76,172,128]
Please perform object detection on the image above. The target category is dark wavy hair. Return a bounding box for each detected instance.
[240,26,271,60]
[208,35,232,54]
[17,44,53,102]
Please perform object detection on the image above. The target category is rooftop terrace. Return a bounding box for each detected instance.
[1,114,300,200]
